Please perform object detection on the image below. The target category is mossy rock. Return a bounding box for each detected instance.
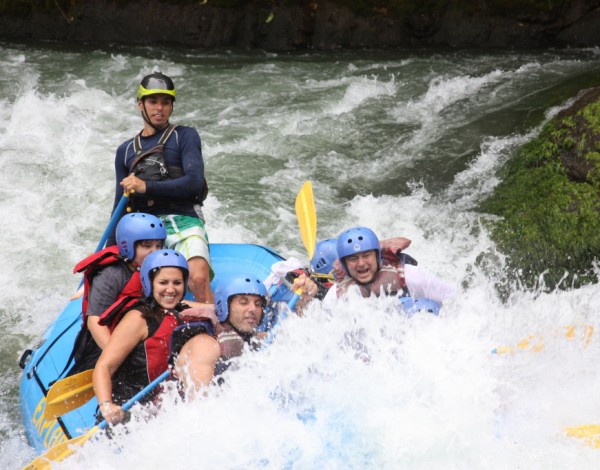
[480,87,600,292]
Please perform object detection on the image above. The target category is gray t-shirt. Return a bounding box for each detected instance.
[86,263,133,317]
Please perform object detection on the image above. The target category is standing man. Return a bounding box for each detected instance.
[111,71,213,303]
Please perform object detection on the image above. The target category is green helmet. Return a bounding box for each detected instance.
[136,72,176,101]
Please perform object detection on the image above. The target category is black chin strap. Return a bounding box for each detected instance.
[140,100,170,132]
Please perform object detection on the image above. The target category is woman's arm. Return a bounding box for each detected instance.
[87,316,111,349]
[93,310,148,424]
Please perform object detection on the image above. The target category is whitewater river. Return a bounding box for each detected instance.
[1,40,600,469]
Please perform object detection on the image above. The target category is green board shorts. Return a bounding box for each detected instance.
[159,215,213,279]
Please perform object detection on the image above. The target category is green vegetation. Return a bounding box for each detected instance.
[480,88,600,292]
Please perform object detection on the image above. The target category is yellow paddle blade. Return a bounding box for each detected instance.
[295,181,317,259]
[22,426,99,470]
[492,325,594,355]
[565,424,600,448]
[25,368,171,469]
[44,369,94,420]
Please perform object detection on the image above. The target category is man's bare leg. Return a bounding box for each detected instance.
[187,256,214,303]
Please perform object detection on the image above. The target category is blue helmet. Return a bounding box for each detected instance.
[399,297,441,317]
[116,213,166,260]
[336,226,381,273]
[310,238,338,275]
[140,249,189,298]
[214,274,267,322]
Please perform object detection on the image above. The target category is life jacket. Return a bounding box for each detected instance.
[336,258,410,299]
[128,124,209,212]
[63,247,140,377]
[73,245,141,328]
[213,322,258,377]
[216,322,248,360]
[97,293,143,333]
[111,303,214,404]
[145,310,215,382]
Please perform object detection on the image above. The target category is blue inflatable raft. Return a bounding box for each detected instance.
[18,243,294,457]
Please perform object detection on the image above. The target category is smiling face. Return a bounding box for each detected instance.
[227,294,264,334]
[343,249,378,284]
[138,94,173,130]
[151,266,185,309]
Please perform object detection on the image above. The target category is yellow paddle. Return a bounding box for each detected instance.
[22,426,98,470]
[295,180,317,259]
[44,369,95,420]
[286,181,317,310]
[22,370,171,470]
[564,424,600,448]
[492,325,594,355]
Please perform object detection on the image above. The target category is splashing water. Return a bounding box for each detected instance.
[1,42,600,468]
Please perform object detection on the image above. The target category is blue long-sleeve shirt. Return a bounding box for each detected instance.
[108,125,206,244]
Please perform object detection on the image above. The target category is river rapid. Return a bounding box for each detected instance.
[1,41,600,469]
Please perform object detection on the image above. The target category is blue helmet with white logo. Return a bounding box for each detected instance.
[140,249,189,298]
[310,238,338,274]
[214,273,267,322]
[116,213,166,260]
[336,226,381,273]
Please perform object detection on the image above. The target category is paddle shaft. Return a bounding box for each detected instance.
[127,370,171,409]
[99,369,171,428]
[94,193,128,253]
[288,291,301,311]
[23,370,172,470]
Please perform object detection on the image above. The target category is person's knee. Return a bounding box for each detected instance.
[189,270,209,289]
[188,258,209,285]
[187,257,214,302]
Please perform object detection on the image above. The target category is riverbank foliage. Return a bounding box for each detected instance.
[480,87,600,293]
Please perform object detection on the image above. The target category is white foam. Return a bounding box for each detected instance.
[5,45,600,468]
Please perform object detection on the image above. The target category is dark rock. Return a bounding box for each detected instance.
[2,0,600,50]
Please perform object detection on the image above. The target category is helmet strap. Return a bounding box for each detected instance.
[140,99,171,132]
